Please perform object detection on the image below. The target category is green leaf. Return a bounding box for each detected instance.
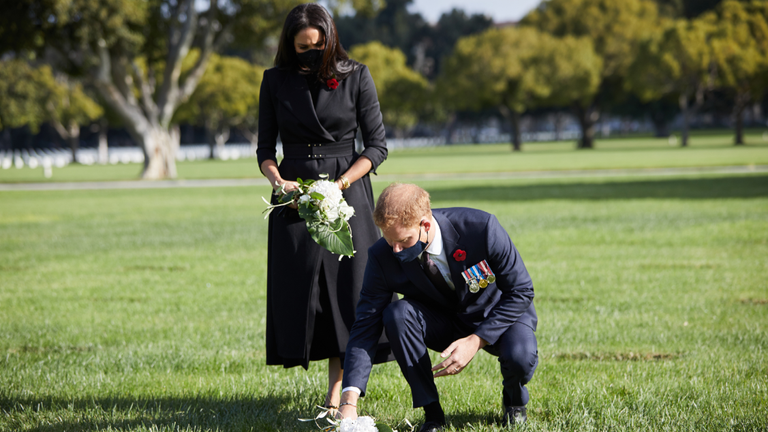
[329,218,344,231]
[310,192,326,201]
[375,423,394,432]
[279,191,296,203]
[306,221,354,257]
[298,205,315,220]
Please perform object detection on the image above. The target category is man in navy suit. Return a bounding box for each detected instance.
[338,183,538,431]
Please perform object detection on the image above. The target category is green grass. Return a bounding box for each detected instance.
[1,172,767,431]
[2,129,767,183]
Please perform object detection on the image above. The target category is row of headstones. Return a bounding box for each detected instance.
[1,144,261,171]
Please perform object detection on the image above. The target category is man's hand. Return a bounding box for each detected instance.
[431,334,488,378]
[336,390,359,420]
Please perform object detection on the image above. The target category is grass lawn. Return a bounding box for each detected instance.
[1,129,767,183]
[1,171,767,431]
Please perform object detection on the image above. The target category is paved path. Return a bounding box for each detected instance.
[1,165,766,191]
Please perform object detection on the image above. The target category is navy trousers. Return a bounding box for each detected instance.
[382,298,538,408]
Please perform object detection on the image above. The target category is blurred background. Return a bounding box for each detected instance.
[0,0,766,179]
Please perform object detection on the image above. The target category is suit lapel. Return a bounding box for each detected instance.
[276,72,335,142]
[434,211,470,303]
[402,259,454,311]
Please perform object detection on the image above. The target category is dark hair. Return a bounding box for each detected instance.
[274,3,357,80]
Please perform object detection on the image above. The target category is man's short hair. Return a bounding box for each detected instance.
[373,183,432,229]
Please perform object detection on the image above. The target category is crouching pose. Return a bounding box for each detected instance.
[339,183,539,431]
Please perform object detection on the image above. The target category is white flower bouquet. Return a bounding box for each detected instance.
[263,174,356,258]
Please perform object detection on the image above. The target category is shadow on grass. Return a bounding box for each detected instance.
[426,174,768,202]
[0,393,303,432]
[447,409,504,430]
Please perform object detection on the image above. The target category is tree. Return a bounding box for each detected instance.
[39,70,104,161]
[704,0,768,145]
[414,9,493,79]
[349,42,429,137]
[0,59,102,160]
[438,27,601,150]
[336,0,428,62]
[174,53,264,158]
[2,0,376,179]
[626,19,713,147]
[521,0,659,149]
[0,59,47,133]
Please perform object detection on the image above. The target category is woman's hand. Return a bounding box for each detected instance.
[274,180,300,209]
[274,180,299,194]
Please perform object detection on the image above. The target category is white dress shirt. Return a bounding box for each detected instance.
[422,219,455,290]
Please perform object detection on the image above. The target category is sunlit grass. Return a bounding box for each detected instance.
[2,129,767,183]
[1,172,767,431]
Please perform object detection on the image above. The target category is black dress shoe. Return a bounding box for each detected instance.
[417,420,446,432]
[502,406,527,426]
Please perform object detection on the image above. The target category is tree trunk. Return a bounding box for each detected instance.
[67,123,80,162]
[679,94,690,147]
[499,106,522,151]
[733,91,750,146]
[140,126,179,180]
[574,103,598,149]
[205,119,216,159]
[239,126,259,157]
[98,118,109,164]
[215,126,230,158]
[510,111,522,151]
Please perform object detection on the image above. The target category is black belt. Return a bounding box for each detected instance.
[282,140,356,159]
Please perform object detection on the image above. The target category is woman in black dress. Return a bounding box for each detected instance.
[257,3,392,410]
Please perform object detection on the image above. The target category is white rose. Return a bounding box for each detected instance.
[320,199,340,221]
[339,202,355,221]
[339,416,378,432]
[309,180,342,203]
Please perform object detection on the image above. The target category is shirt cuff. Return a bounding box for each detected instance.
[342,386,362,396]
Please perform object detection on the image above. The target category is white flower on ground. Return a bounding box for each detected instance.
[338,416,378,432]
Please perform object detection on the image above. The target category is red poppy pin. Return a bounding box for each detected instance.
[327,78,339,90]
[453,249,466,262]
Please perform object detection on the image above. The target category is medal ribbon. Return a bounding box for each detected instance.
[479,260,494,277]
[471,266,483,280]
[461,271,470,284]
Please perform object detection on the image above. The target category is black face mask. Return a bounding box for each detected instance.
[296,49,324,72]
[392,224,428,263]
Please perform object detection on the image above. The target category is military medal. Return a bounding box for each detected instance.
[479,260,496,284]
[462,270,480,293]
[471,266,488,288]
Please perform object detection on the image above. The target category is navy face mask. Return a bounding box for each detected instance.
[392,224,428,263]
[296,49,323,72]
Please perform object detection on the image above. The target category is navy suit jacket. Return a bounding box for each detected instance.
[342,207,537,395]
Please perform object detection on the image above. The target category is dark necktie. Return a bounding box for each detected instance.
[421,252,454,300]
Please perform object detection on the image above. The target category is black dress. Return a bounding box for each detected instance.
[257,63,393,369]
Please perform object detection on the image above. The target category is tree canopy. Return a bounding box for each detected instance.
[704,0,768,144]
[626,18,712,146]
[1,0,378,179]
[174,53,264,156]
[521,0,659,148]
[349,41,429,135]
[439,26,601,150]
